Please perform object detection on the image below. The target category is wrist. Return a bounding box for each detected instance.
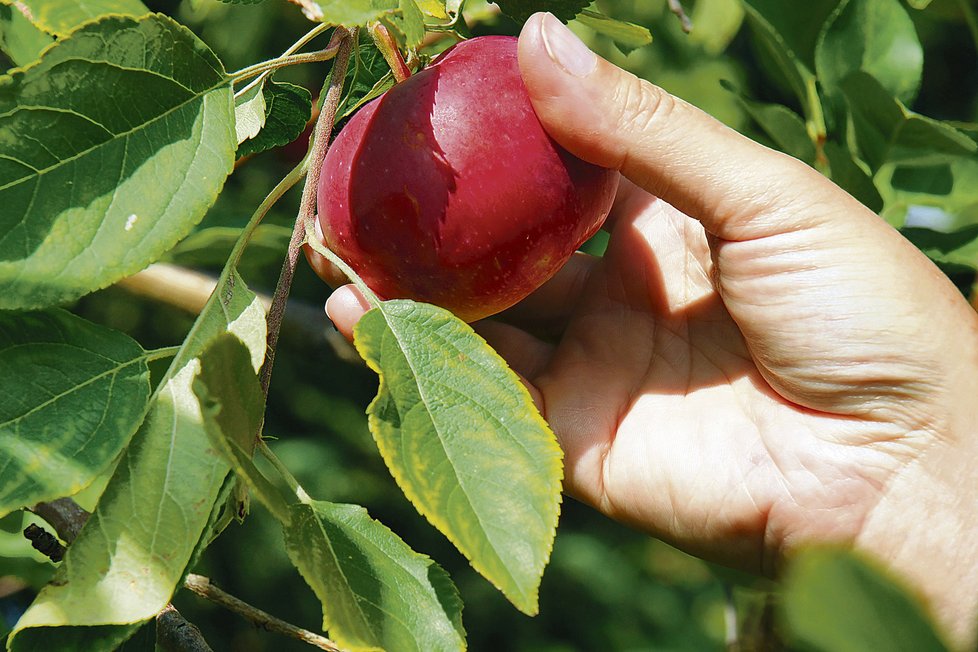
[855,392,978,649]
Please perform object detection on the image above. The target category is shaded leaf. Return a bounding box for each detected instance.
[574,9,652,55]
[237,81,312,158]
[285,500,465,652]
[901,224,978,271]
[194,334,292,524]
[493,0,588,23]
[841,72,976,171]
[10,0,148,37]
[722,80,815,165]
[165,224,292,271]
[782,547,949,652]
[0,14,236,310]
[815,0,922,105]
[333,32,394,123]
[354,300,562,614]
[877,157,978,231]
[0,310,150,518]
[741,0,839,110]
[10,270,266,650]
[824,140,884,212]
[0,3,54,67]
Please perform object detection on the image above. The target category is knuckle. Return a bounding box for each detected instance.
[610,74,676,136]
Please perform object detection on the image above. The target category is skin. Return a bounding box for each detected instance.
[325,12,978,647]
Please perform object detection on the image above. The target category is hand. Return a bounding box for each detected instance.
[325,12,978,646]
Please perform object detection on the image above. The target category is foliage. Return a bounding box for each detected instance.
[0,0,975,650]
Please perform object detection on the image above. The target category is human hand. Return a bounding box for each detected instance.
[325,12,978,646]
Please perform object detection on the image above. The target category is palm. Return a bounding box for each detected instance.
[517,192,917,573]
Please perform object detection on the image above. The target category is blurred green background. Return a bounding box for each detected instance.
[2,0,975,649]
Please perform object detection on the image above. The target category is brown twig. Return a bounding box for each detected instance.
[260,27,357,397]
[667,0,693,33]
[23,524,65,562]
[184,574,343,651]
[156,605,214,652]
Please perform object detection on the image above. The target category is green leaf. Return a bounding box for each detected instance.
[234,80,267,145]
[165,224,292,271]
[815,0,923,105]
[193,333,292,524]
[353,300,562,614]
[906,0,934,8]
[722,80,816,165]
[317,0,401,26]
[9,270,266,650]
[333,32,394,123]
[782,547,949,652]
[0,14,236,310]
[493,0,589,24]
[741,0,839,111]
[877,157,978,230]
[0,3,54,67]
[9,0,148,37]
[824,140,884,212]
[841,72,977,171]
[383,0,425,49]
[415,0,449,21]
[900,224,978,271]
[0,309,151,518]
[285,501,466,652]
[574,9,652,55]
[237,81,312,159]
[218,0,267,4]
[688,0,745,54]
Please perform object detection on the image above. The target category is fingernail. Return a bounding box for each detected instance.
[540,13,596,77]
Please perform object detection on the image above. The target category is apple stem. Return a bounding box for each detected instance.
[260,27,357,398]
[370,22,412,83]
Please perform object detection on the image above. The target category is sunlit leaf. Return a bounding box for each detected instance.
[0,3,54,67]
[237,80,312,158]
[815,0,923,104]
[0,14,235,310]
[234,80,267,145]
[354,300,562,614]
[0,310,150,518]
[9,271,266,650]
[574,9,652,55]
[9,0,148,37]
[286,500,466,652]
[194,334,292,524]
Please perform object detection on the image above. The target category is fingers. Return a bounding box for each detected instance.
[302,217,348,287]
[325,284,371,341]
[493,251,596,336]
[517,13,873,242]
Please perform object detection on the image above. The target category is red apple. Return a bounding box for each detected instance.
[311,35,619,322]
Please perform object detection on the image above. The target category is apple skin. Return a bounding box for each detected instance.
[314,35,619,322]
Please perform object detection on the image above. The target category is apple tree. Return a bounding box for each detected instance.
[0,0,975,650]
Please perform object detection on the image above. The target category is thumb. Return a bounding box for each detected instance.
[517,12,871,242]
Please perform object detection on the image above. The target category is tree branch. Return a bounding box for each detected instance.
[667,0,692,33]
[261,27,357,396]
[184,574,343,652]
[156,605,214,652]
